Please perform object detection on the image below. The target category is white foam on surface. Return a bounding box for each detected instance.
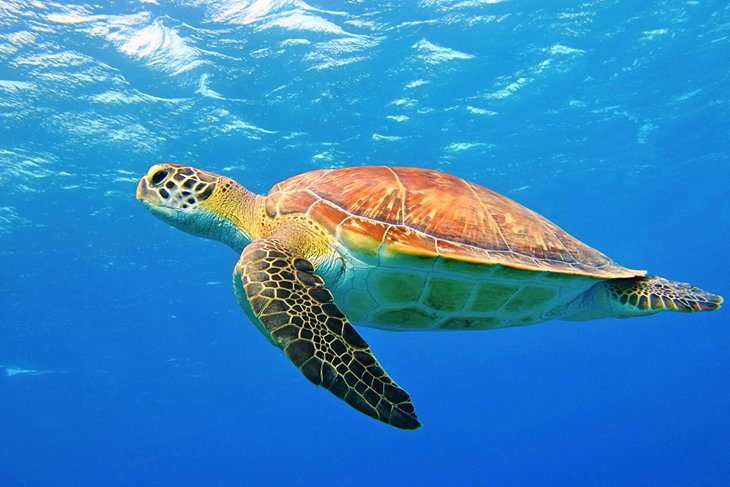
[445,142,487,152]
[46,6,204,75]
[196,73,224,99]
[412,39,474,64]
[387,115,410,122]
[466,106,497,116]
[642,28,670,40]
[46,6,106,25]
[484,77,528,99]
[405,79,430,89]
[303,36,380,70]
[0,80,36,92]
[549,44,585,55]
[0,30,37,56]
[0,148,55,182]
[0,207,33,234]
[390,98,418,108]
[372,133,403,142]
[258,11,353,36]
[2,366,67,377]
[89,90,186,105]
[207,0,317,25]
[110,18,202,74]
[205,108,277,137]
[281,38,311,47]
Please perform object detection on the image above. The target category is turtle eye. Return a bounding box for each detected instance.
[150,169,168,186]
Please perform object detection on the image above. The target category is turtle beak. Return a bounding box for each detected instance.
[136,176,161,206]
[136,177,147,201]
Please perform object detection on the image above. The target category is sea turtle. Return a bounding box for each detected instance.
[136,164,722,429]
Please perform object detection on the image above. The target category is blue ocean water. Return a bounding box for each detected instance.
[1,0,729,485]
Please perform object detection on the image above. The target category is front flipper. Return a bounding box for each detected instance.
[233,237,420,430]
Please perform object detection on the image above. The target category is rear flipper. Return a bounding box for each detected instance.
[605,276,722,316]
[564,275,722,321]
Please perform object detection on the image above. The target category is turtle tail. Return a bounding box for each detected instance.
[605,276,722,315]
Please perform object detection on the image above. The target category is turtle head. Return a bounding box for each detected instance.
[137,164,260,252]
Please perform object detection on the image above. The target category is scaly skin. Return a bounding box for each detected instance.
[234,234,419,429]
[136,164,261,251]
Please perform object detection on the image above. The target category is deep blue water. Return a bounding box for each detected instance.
[1,1,729,485]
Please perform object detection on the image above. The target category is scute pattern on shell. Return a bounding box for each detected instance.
[267,167,643,278]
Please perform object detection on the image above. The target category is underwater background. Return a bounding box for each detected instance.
[1,1,728,485]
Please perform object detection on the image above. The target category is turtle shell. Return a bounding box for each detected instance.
[266,166,644,278]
